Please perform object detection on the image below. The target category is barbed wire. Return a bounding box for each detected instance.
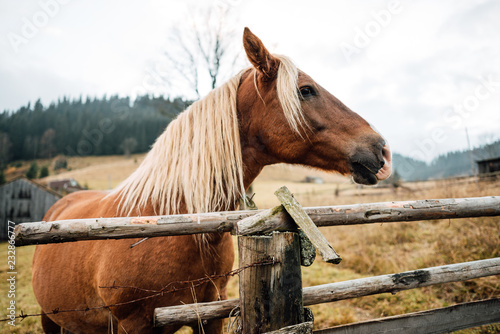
[0,258,278,323]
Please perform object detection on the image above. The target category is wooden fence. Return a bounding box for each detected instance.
[14,187,500,333]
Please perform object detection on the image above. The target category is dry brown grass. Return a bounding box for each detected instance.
[4,158,500,333]
[6,154,146,190]
[41,154,145,190]
[283,176,500,331]
[0,245,39,333]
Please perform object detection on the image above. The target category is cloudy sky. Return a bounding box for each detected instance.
[1,0,499,162]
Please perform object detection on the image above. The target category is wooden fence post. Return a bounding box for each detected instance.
[238,231,304,333]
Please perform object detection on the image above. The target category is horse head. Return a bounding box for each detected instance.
[238,28,392,185]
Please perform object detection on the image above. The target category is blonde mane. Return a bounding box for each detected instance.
[111,55,305,216]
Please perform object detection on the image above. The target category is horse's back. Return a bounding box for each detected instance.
[43,190,115,221]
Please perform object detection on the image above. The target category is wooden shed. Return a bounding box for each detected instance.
[47,178,84,194]
[476,157,500,176]
[0,177,61,240]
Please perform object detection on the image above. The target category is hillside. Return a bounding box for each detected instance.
[0,95,187,164]
[393,139,500,181]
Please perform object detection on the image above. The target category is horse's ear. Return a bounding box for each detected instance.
[243,27,279,79]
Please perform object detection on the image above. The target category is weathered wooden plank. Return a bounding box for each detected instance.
[235,205,295,235]
[265,322,313,334]
[14,210,258,246]
[154,298,237,327]
[154,257,500,326]
[15,196,500,245]
[305,196,500,226]
[275,186,341,264]
[299,230,316,267]
[238,232,304,333]
[314,298,500,334]
[236,205,317,266]
[302,257,500,306]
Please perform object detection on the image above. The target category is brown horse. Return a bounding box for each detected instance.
[32,28,391,333]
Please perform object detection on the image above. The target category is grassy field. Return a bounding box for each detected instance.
[1,157,499,333]
[294,178,500,333]
[0,244,39,333]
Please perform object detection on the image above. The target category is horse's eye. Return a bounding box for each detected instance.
[300,86,315,98]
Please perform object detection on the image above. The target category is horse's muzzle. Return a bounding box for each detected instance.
[375,144,392,181]
[350,143,392,185]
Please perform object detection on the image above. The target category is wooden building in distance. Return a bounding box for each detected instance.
[0,177,61,240]
[476,157,500,177]
[47,178,84,194]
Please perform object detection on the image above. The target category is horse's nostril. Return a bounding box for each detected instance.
[382,145,390,160]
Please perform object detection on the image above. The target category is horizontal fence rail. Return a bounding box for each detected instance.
[154,257,500,327]
[315,298,500,334]
[15,196,500,246]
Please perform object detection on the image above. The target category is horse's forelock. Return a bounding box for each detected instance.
[275,55,310,136]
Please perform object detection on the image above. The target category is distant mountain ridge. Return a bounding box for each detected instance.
[393,139,500,181]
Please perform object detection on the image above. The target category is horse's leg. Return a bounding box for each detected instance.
[40,312,62,334]
[188,283,226,334]
[190,319,224,334]
[116,316,182,334]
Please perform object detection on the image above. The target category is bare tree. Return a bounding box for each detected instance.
[158,6,243,99]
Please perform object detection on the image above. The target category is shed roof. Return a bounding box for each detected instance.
[1,176,62,199]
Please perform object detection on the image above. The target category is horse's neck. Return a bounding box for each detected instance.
[240,137,276,191]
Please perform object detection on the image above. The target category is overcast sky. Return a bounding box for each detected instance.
[1,0,499,162]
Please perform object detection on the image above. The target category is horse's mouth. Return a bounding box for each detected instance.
[350,143,392,185]
[351,161,380,185]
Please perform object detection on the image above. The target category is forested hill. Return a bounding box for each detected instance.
[393,139,500,181]
[0,95,189,163]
